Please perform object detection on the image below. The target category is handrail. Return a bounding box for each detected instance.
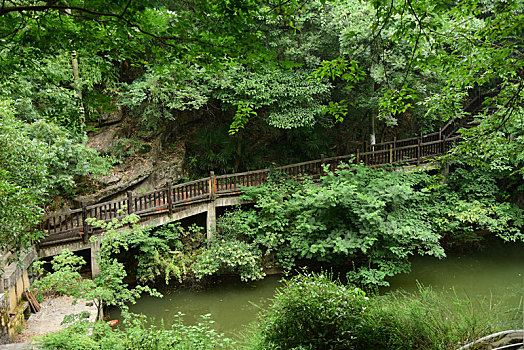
[39,131,464,245]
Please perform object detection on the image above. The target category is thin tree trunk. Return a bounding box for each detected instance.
[71,50,86,128]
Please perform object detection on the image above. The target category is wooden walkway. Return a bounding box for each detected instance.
[38,119,465,247]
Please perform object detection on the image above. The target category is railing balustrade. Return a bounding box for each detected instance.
[39,133,461,246]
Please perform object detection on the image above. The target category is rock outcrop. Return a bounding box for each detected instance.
[75,110,186,206]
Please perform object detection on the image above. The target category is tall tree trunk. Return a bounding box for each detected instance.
[235,132,243,173]
[370,113,376,146]
[71,50,86,129]
[66,7,86,129]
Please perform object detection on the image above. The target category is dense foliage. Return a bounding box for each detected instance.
[252,273,517,350]
[32,249,92,300]
[92,219,205,285]
[214,164,522,285]
[0,102,112,252]
[5,0,522,347]
[34,216,162,318]
[193,238,265,282]
[1,0,522,252]
[258,273,368,349]
[38,312,235,350]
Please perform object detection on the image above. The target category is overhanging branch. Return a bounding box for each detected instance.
[0,4,182,48]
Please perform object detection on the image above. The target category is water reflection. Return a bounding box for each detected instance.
[109,241,524,336]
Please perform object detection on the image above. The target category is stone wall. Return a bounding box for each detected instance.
[0,249,36,344]
[0,294,8,344]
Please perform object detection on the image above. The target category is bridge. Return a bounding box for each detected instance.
[37,119,465,273]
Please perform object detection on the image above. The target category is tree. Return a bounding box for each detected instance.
[0,101,48,252]
[324,0,523,161]
[0,100,113,253]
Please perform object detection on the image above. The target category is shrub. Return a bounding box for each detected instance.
[32,249,94,300]
[218,163,523,286]
[193,239,265,282]
[37,312,235,350]
[38,319,100,350]
[39,331,99,350]
[253,273,519,350]
[258,273,369,350]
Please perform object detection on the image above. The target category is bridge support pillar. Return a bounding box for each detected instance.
[206,201,216,241]
[441,162,450,182]
[90,236,101,278]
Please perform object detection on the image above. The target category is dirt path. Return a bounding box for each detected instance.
[15,296,98,344]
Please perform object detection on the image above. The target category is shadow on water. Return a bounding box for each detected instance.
[387,240,524,305]
[106,274,283,336]
[107,240,524,337]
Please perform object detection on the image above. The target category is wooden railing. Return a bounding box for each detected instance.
[39,128,463,246]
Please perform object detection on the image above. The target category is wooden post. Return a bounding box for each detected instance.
[417,137,421,165]
[207,171,217,242]
[209,171,216,200]
[320,154,325,175]
[167,184,173,216]
[389,144,393,164]
[393,136,397,148]
[127,191,134,214]
[82,202,89,243]
[356,149,360,164]
[439,127,442,141]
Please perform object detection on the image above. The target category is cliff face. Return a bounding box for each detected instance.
[74,109,188,206]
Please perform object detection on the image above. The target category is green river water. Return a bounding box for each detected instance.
[111,241,524,337]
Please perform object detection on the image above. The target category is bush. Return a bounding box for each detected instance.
[38,312,235,350]
[193,239,265,282]
[32,249,94,300]
[38,319,100,350]
[217,163,523,286]
[253,273,518,350]
[39,331,99,350]
[258,273,369,350]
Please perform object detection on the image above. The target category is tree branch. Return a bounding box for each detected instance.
[0,4,184,48]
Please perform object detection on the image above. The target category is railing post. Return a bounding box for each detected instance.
[393,136,397,148]
[439,127,442,141]
[167,184,173,216]
[389,144,393,164]
[417,137,421,165]
[356,149,360,164]
[82,202,89,243]
[127,191,134,215]
[209,171,216,200]
[207,171,217,242]
[320,154,325,175]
